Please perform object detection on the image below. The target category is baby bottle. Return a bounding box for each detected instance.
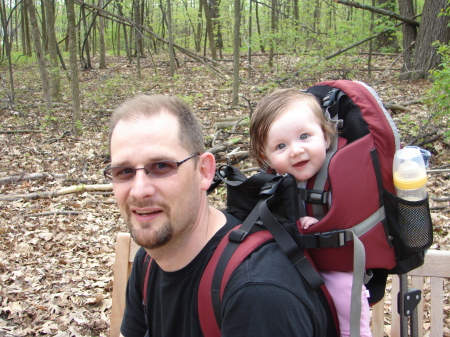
[393,147,427,201]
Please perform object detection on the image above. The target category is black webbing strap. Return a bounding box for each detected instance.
[258,193,324,290]
[210,206,264,327]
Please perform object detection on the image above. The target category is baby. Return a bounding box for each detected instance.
[249,88,372,337]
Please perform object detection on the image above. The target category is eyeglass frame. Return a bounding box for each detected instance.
[104,152,201,183]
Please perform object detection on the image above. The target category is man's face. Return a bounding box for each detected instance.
[110,112,203,250]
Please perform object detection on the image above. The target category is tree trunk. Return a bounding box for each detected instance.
[134,0,141,79]
[231,0,241,106]
[116,0,132,63]
[398,0,416,73]
[26,0,53,115]
[40,0,47,51]
[202,0,217,60]
[44,0,62,101]
[195,0,202,52]
[247,0,252,78]
[411,0,450,79]
[66,0,81,135]
[1,0,15,100]
[98,0,106,69]
[81,5,92,69]
[167,0,175,77]
[255,1,265,53]
[210,0,223,59]
[21,0,31,55]
[268,0,277,68]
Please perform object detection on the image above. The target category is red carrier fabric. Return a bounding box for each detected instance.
[301,80,398,272]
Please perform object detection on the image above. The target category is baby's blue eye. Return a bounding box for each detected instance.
[276,144,286,150]
[300,134,309,140]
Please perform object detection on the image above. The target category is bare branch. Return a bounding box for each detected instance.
[335,0,420,26]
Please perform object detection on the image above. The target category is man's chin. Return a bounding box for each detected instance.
[129,223,173,250]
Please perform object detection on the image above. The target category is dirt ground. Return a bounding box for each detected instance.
[0,54,449,336]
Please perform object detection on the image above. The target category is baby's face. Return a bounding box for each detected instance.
[264,102,329,182]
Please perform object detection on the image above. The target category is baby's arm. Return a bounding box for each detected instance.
[300,216,319,230]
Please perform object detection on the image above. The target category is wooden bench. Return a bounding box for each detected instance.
[110,232,450,337]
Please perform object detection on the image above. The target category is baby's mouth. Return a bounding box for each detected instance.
[293,160,308,168]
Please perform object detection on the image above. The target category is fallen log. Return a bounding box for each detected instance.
[214,118,249,131]
[0,184,112,201]
[0,130,43,134]
[0,172,66,185]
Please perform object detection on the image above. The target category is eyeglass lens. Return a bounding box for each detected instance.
[105,153,199,183]
[111,161,179,182]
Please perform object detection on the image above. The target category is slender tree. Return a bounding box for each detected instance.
[202,0,217,60]
[398,0,417,74]
[268,0,277,67]
[26,0,53,115]
[66,0,81,134]
[255,1,265,53]
[44,0,62,101]
[98,0,106,68]
[116,0,132,63]
[134,0,141,79]
[232,0,241,106]
[247,0,252,78]
[1,0,15,99]
[195,0,202,52]
[21,0,31,55]
[167,0,175,77]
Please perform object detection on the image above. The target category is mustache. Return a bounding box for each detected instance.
[125,197,169,210]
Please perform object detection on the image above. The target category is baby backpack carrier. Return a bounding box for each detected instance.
[139,80,433,337]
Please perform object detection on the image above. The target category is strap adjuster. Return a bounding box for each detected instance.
[228,229,248,243]
[314,230,347,248]
[298,188,329,204]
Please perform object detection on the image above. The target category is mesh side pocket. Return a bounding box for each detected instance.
[384,190,433,255]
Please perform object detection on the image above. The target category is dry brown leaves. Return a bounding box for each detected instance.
[0,54,449,336]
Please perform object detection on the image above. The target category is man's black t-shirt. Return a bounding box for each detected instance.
[120,212,329,337]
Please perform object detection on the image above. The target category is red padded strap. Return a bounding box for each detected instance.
[198,224,273,337]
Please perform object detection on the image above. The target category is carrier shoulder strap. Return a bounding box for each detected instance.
[198,182,325,337]
[140,252,153,306]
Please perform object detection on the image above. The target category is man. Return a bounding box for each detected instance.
[105,94,332,337]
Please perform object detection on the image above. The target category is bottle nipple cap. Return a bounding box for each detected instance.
[393,160,427,189]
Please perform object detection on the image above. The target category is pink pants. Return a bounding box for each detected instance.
[320,271,372,337]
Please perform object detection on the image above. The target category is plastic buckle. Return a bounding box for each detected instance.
[260,178,282,196]
[323,88,340,108]
[307,189,328,204]
[314,230,347,248]
[228,229,248,243]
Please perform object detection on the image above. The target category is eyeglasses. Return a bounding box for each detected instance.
[104,152,200,183]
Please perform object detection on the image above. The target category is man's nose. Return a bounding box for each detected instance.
[129,169,156,199]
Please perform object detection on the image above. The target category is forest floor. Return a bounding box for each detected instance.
[0,53,449,336]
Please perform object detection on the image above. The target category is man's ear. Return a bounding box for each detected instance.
[198,152,216,191]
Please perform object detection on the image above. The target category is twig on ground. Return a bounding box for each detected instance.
[0,172,66,185]
[0,184,112,201]
[23,211,81,218]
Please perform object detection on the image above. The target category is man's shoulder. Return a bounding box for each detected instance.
[232,240,305,284]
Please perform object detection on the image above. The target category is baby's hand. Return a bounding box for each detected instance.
[300,216,319,230]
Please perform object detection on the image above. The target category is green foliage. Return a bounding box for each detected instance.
[42,115,58,128]
[427,43,450,141]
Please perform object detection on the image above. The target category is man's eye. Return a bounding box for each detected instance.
[116,167,135,176]
[150,162,175,174]
[300,134,309,140]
